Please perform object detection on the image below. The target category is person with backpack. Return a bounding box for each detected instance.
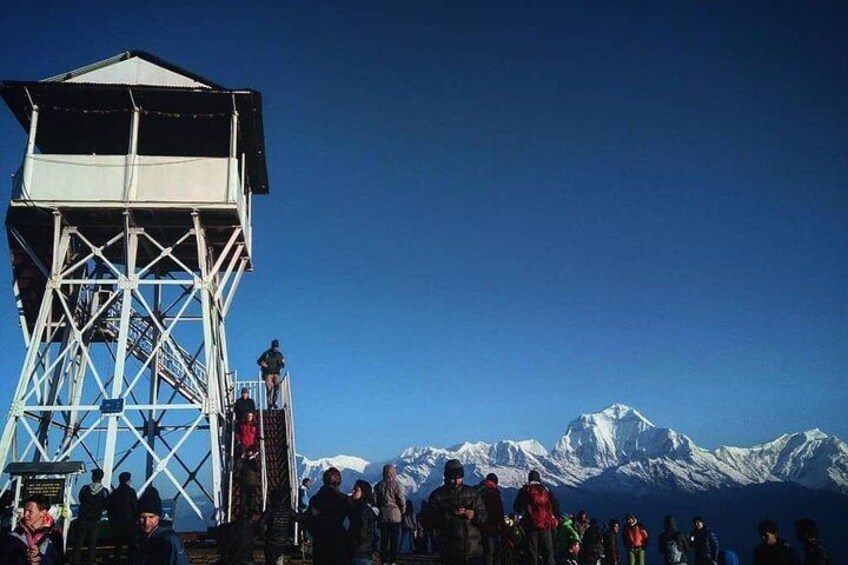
[108,471,139,563]
[513,469,560,565]
[690,517,719,565]
[375,463,406,565]
[658,516,689,565]
[475,473,506,565]
[348,479,379,565]
[622,513,648,565]
[71,468,109,565]
[426,459,489,565]
[257,339,285,409]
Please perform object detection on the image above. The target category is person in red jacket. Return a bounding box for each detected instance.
[236,410,259,452]
[622,513,649,565]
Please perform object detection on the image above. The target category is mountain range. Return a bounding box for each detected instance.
[297,403,848,498]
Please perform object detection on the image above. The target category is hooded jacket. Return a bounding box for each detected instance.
[375,464,406,524]
[78,482,108,522]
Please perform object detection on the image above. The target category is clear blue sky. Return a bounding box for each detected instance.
[0,1,846,463]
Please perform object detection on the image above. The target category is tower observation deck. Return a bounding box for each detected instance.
[0,51,277,527]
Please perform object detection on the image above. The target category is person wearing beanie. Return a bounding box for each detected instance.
[425,459,488,564]
[234,386,256,423]
[71,468,109,565]
[108,471,139,562]
[514,470,560,565]
[475,472,506,565]
[134,487,189,564]
[375,464,406,565]
[0,494,63,564]
[257,339,285,409]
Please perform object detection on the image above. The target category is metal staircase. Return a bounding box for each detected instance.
[227,373,298,525]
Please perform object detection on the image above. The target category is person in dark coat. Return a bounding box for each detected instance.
[71,468,109,565]
[753,519,798,565]
[476,473,506,565]
[0,494,63,565]
[658,515,689,565]
[217,515,256,565]
[794,518,831,565]
[690,516,719,565]
[603,519,621,565]
[238,446,261,516]
[580,518,605,565]
[134,486,189,564]
[234,387,256,422]
[348,479,378,565]
[108,471,139,563]
[426,459,488,565]
[260,489,293,565]
[257,339,285,409]
[305,466,353,565]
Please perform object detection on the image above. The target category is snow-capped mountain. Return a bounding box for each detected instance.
[296,403,848,498]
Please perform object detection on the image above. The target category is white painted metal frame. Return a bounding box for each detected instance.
[0,210,249,527]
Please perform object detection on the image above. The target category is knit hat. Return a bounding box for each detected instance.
[485,473,498,484]
[138,487,163,517]
[444,459,464,480]
[528,470,541,482]
[241,387,249,394]
[271,339,280,348]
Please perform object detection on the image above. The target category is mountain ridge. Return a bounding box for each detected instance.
[297,404,848,497]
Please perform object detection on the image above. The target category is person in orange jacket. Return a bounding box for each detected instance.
[622,513,649,565]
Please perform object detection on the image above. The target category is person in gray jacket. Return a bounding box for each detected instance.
[375,464,406,565]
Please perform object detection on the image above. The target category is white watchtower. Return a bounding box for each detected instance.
[0,51,268,526]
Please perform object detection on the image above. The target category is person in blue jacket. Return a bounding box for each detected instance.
[133,487,189,565]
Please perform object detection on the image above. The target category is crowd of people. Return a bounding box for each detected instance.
[298,459,833,565]
[0,470,189,564]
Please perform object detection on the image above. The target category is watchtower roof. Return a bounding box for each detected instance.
[0,51,269,194]
[41,50,224,89]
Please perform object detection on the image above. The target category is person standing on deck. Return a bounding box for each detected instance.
[257,339,285,409]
